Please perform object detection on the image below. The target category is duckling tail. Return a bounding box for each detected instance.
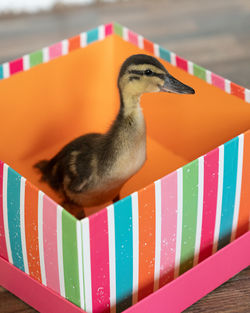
[34,158,63,191]
[34,160,50,182]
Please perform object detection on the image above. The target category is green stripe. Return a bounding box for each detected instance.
[180,160,199,275]
[193,64,206,81]
[29,50,43,67]
[62,210,81,307]
[114,22,123,37]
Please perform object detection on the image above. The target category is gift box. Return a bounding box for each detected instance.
[0,23,249,313]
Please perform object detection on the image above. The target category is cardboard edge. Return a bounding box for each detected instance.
[1,231,249,313]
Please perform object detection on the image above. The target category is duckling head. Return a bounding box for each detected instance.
[118,54,195,104]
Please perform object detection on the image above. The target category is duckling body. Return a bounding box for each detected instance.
[35,54,194,218]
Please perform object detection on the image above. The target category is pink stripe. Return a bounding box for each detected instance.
[89,209,110,313]
[128,30,139,46]
[49,42,63,60]
[159,171,178,287]
[43,195,60,293]
[0,161,8,260]
[199,148,219,263]
[176,56,188,72]
[9,58,23,75]
[105,23,113,36]
[211,73,225,91]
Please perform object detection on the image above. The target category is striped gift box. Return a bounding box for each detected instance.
[0,23,249,313]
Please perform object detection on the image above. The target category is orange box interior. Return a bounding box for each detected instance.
[1,35,250,216]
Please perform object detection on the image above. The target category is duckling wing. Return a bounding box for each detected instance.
[57,133,102,194]
[35,133,102,194]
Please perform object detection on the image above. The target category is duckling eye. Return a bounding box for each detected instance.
[145,69,153,76]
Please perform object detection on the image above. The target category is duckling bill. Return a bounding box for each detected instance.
[34,54,195,219]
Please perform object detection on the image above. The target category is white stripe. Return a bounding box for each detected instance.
[38,191,46,285]
[62,39,69,55]
[170,52,176,66]
[20,177,29,274]
[3,63,10,79]
[23,55,30,71]
[77,221,85,309]
[80,32,87,47]
[206,70,212,84]
[154,44,160,57]
[154,180,161,292]
[212,145,224,254]
[174,168,183,279]
[225,79,231,94]
[57,205,65,297]
[3,164,12,264]
[138,35,144,49]
[42,47,49,63]
[131,192,139,305]
[123,27,129,41]
[231,134,244,242]
[193,157,204,266]
[107,205,116,313]
[245,89,250,103]
[188,61,194,75]
[82,218,92,313]
[98,25,105,40]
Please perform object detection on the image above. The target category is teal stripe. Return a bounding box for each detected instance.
[87,28,99,44]
[114,196,133,312]
[7,167,24,271]
[159,47,171,63]
[180,160,199,275]
[218,137,239,249]
[62,210,81,307]
[0,65,3,79]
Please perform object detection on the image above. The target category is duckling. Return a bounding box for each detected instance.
[34,54,195,219]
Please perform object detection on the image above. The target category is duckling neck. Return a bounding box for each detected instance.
[106,90,146,142]
[118,88,143,118]
[102,91,146,179]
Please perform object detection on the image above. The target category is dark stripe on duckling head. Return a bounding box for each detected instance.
[119,54,167,78]
[128,69,165,80]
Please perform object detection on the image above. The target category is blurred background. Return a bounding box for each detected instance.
[0,1,250,312]
[0,0,250,87]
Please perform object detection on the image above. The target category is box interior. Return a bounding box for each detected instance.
[1,34,250,215]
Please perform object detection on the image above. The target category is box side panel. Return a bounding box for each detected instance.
[84,132,249,312]
[0,162,86,309]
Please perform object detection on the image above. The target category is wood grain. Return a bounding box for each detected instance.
[0,0,249,312]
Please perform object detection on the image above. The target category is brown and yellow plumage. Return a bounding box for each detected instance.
[34,54,194,218]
